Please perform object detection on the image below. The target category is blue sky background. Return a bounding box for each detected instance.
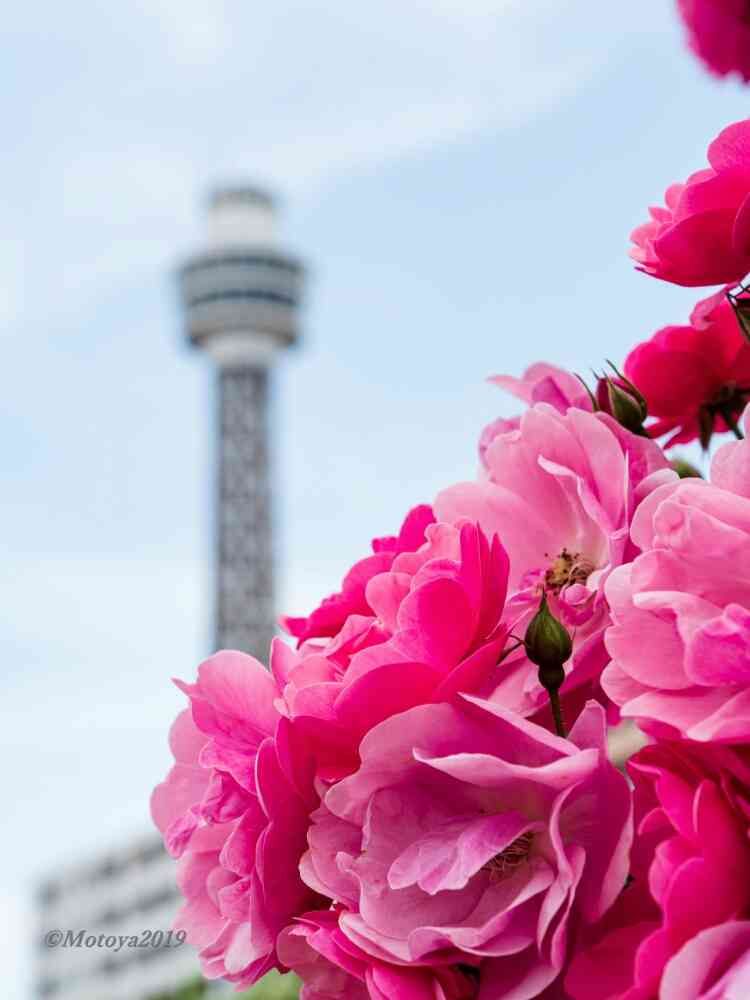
[4,1,750,994]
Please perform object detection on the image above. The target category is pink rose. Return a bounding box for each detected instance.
[677,0,750,82]
[624,295,750,447]
[302,698,632,1000]
[277,909,477,999]
[630,118,750,287]
[489,363,593,418]
[437,403,672,719]
[566,739,750,999]
[281,505,435,643]
[150,652,317,988]
[275,519,511,781]
[602,445,750,741]
[479,364,594,472]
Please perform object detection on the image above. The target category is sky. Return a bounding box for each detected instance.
[4,1,750,996]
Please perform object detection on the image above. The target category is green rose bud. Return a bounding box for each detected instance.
[605,361,648,417]
[605,379,648,437]
[524,593,572,694]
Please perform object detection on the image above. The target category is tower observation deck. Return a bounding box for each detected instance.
[179,186,305,658]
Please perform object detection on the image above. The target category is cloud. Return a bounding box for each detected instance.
[2,0,616,340]
[191,0,605,193]
[245,60,590,193]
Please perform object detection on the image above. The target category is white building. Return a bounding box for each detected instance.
[35,833,209,1000]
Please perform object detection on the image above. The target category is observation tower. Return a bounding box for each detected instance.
[179,187,305,657]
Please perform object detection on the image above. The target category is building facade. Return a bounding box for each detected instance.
[35,834,203,1000]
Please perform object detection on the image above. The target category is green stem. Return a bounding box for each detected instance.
[548,688,566,739]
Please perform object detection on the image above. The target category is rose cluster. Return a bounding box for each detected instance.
[152,119,750,998]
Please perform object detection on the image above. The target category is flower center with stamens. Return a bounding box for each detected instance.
[483,830,534,882]
[544,548,593,593]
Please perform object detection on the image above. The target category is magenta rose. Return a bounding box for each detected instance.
[436,402,671,719]
[566,739,750,1000]
[603,429,750,741]
[623,295,750,448]
[281,504,435,643]
[275,519,511,781]
[150,652,317,987]
[630,119,750,287]
[277,909,477,1000]
[678,0,750,82]
[301,698,632,1000]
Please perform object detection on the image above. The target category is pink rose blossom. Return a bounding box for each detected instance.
[623,295,750,447]
[630,118,750,287]
[489,363,593,417]
[281,505,435,643]
[566,739,750,1000]
[602,431,750,740]
[276,519,511,781]
[479,415,520,471]
[302,698,632,1000]
[150,652,317,988]
[277,909,477,999]
[479,364,594,472]
[677,0,750,82]
[436,403,672,719]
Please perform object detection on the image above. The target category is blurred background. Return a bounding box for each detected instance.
[4,1,750,997]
